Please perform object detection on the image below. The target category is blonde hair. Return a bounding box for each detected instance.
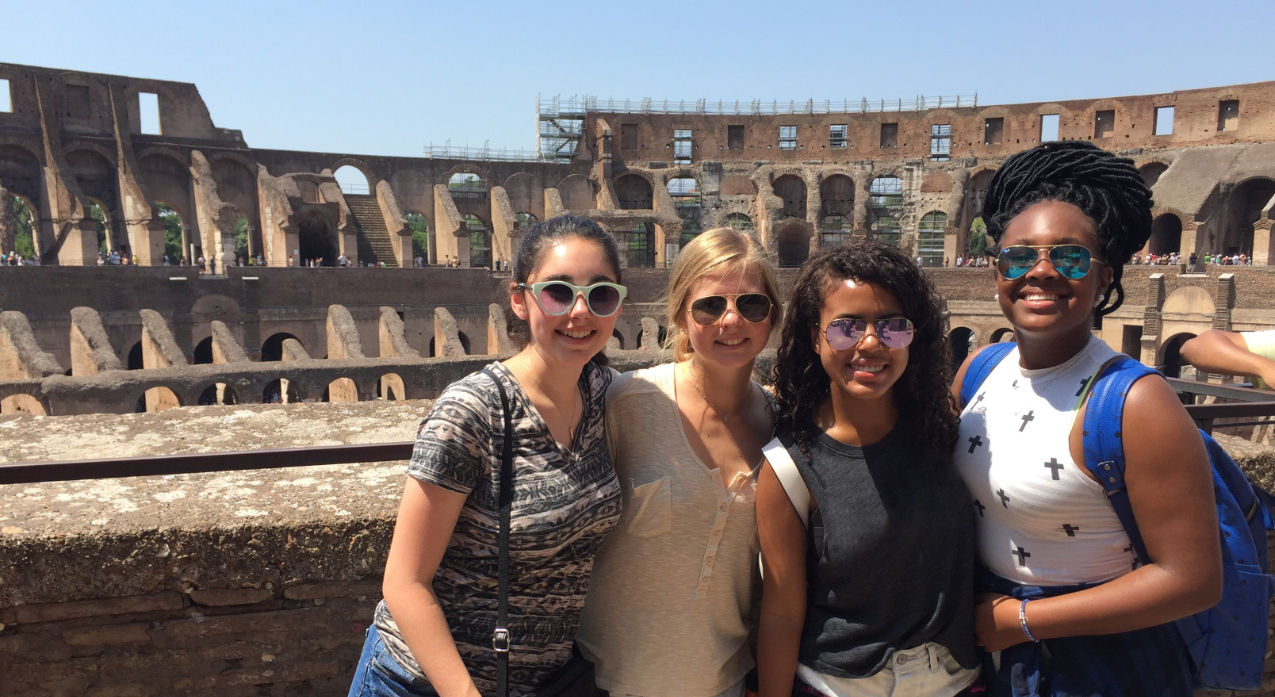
[664,227,783,361]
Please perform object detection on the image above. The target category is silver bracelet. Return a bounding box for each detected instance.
[1019,599,1039,642]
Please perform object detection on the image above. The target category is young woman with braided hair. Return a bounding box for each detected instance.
[951,141,1221,696]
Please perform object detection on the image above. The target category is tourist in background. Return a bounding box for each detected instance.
[349,215,628,697]
[578,227,781,697]
[757,240,979,697]
[951,142,1220,696]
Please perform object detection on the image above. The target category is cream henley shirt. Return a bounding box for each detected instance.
[576,363,761,697]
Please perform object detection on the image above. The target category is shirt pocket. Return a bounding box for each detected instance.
[625,476,672,539]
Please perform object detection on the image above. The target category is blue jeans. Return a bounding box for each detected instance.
[349,625,438,697]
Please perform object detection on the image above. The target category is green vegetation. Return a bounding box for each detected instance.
[967,216,988,257]
[9,195,35,258]
[234,217,249,260]
[89,204,109,254]
[157,203,183,261]
[406,212,430,259]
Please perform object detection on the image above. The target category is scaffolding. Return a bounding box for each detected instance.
[540,94,978,118]
[538,95,586,161]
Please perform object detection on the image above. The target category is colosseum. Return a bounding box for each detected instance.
[2,62,1275,416]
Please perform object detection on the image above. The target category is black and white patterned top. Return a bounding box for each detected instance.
[373,361,621,697]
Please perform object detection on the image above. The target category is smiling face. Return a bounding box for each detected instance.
[813,278,909,403]
[995,200,1112,341]
[510,236,620,369]
[679,263,774,369]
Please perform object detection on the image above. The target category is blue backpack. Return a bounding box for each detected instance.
[961,342,1275,692]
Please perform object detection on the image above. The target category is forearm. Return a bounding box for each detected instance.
[757,607,804,697]
[1181,331,1272,377]
[384,581,481,697]
[1021,563,1218,640]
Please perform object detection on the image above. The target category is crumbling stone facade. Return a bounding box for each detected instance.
[3,63,1275,272]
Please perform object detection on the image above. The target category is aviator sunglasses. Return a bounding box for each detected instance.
[518,280,628,317]
[689,293,773,325]
[823,318,915,351]
[995,244,1105,281]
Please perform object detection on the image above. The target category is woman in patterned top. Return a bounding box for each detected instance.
[348,215,628,697]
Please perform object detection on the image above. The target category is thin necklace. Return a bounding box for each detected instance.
[527,365,580,444]
[686,366,752,423]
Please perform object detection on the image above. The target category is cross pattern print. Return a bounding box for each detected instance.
[1075,377,1092,397]
[1019,411,1035,431]
[1044,457,1064,480]
[973,499,985,517]
[1062,523,1080,537]
[968,435,984,454]
[997,489,1010,508]
[1013,546,1031,566]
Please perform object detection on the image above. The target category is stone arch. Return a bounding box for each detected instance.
[949,327,976,371]
[990,327,1015,343]
[1162,286,1214,316]
[128,341,144,370]
[960,169,997,252]
[1158,332,1196,378]
[501,172,543,219]
[918,211,947,265]
[261,332,302,362]
[296,208,338,265]
[137,385,181,413]
[193,336,214,364]
[1138,161,1170,189]
[380,373,406,401]
[775,218,812,267]
[330,157,379,190]
[443,163,492,186]
[1079,98,1132,141]
[323,377,359,403]
[263,379,302,404]
[463,214,490,269]
[613,174,652,210]
[636,324,667,350]
[66,148,119,212]
[610,328,625,350]
[333,165,370,195]
[210,157,259,251]
[772,175,807,219]
[820,174,855,218]
[0,143,44,204]
[1,393,47,415]
[198,383,240,406]
[1149,213,1183,256]
[1219,177,1275,257]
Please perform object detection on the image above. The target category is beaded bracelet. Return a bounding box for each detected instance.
[1019,599,1039,642]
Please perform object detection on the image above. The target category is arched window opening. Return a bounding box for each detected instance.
[260,333,301,362]
[967,216,989,257]
[1140,163,1168,189]
[615,175,653,210]
[949,328,976,373]
[156,202,185,263]
[990,327,1015,343]
[128,341,144,370]
[725,213,754,232]
[1223,178,1275,257]
[263,379,302,404]
[772,175,807,219]
[619,222,654,268]
[334,166,369,195]
[1149,214,1182,256]
[457,332,472,354]
[821,215,852,247]
[193,336,214,365]
[88,201,112,255]
[636,325,667,350]
[5,194,38,260]
[464,215,491,269]
[324,377,359,403]
[405,211,430,261]
[448,172,487,199]
[868,176,903,211]
[198,383,239,406]
[820,174,855,219]
[297,180,321,204]
[515,212,537,229]
[1,394,46,415]
[918,212,947,266]
[297,209,337,266]
[137,386,181,413]
[871,215,902,246]
[1160,333,1196,378]
[611,328,625,350]
[776,219,812,268]
[380,373,406,401]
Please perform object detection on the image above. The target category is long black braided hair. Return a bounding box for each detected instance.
[772,240,957,459]
[980,141,1153,317]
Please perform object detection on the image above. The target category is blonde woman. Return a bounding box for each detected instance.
[577,227,782,697]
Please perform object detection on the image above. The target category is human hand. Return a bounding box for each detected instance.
[974,593,1030,652]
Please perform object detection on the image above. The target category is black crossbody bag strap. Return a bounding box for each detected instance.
[481,368,515,697]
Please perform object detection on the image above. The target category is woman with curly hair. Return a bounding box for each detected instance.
[952,141,1220,696]
[757,240,980,697]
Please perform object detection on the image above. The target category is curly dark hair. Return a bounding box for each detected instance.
[980,141,1153,317]
[772,240,958,459]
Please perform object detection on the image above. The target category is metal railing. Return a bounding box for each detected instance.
[540,95,979,116]
[1168,378,1275,434]
[424,144,550,162]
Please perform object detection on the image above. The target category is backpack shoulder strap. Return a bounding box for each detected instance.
[960,342,1016,408]
[1081,356,1160,564]
[762,436,809,528]
[480,368,514,697]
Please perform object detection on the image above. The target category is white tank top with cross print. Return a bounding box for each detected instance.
[955,335,1136,586]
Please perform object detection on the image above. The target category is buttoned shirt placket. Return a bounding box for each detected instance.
[694,469,752,599]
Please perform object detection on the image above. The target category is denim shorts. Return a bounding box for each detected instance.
[348,625,438,697]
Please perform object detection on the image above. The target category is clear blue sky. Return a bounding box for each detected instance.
[3,0,1269,158]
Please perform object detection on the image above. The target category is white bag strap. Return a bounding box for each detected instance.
[762,436,809,529]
